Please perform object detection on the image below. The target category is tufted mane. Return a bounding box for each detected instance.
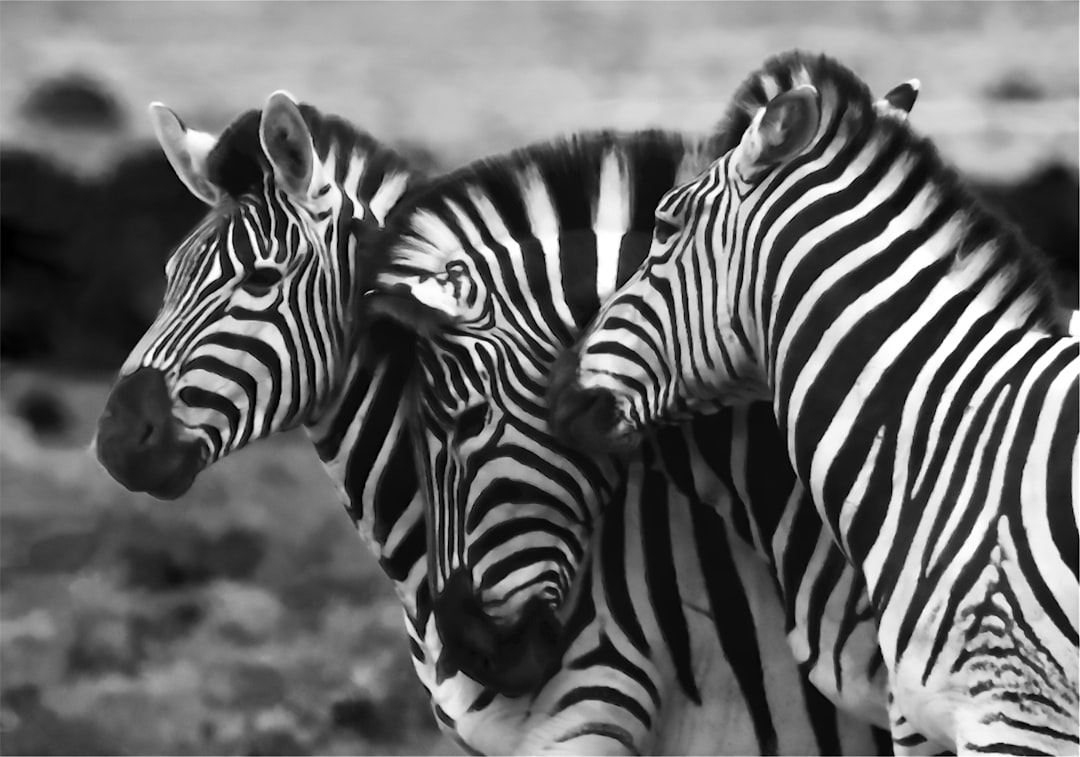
[713,50,876,154]
[205,109,265,198]
[715,49,1065,328]
[204,104,413,204]
[374,129,720,282]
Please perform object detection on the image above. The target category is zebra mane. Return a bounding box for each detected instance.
[715,50,879,154]
[374,129,718,284]
[205,104,413,207]
[716,49,1065,330]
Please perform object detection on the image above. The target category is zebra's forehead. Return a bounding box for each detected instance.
[161,197,271,300]
[386,209,462,272]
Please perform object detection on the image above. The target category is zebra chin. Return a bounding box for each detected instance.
[547,350,643,456]
[433,569,567,697]
[95,367,209,500]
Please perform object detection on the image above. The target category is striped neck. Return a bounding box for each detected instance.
[739,130,1063,423]
[726,102,1072,569]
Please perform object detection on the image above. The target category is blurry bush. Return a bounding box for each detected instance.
[1,72,206,372]
[2,73,1077,377]
[1,73,446,375]
[971,162,1080,307]
[983,70,1048,102]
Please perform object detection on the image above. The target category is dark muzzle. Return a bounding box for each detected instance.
[96,367,205,499]
[548,347,636,454]
[433,569,566,697]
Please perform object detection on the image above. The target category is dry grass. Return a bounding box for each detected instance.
[0,369,451,755]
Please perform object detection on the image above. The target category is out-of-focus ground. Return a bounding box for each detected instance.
[2,374,443,755]
[1,2,1077,755]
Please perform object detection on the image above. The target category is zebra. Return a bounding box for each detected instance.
[550,50,1079,755]
[366,87,923,740]
[93,91,886,754]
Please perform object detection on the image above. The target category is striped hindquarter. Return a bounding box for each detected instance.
[555,50,1078,755]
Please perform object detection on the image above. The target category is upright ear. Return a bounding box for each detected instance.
[736,84,821,178]
[258,90,327,201]
[875,78,920,120]
[148,102,222,205]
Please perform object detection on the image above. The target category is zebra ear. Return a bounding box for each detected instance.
[259,90,327,201]
[148,103,222,206]
[875,79,920,120]
[737,85,820,176]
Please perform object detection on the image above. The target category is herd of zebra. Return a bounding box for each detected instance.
[92,50,1078,756]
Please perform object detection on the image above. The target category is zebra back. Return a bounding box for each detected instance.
[551,49,1079,754]
[366,128,893,745]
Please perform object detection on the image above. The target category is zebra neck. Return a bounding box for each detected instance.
[303,343,429,619]
[750,125,1064,389]
[754,180,1076,572]
[750,147,1062,433]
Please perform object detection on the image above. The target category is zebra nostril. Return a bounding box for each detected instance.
[135,417,157,448]
[99,367,175,455]
[577,388,619,431]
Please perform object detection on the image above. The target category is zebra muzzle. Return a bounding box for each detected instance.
[433,568,566,697]
[96,367,206,500]
[547,345,645,455]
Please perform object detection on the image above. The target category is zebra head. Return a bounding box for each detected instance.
[364,134,707,695]
[366,266,616,696]
[550,63,923,455]
[96,92,411,498]
[366,282,612,697]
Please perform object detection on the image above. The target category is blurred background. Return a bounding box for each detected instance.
[1,2,1077,755]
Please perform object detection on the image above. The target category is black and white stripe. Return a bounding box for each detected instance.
[101,99,888,754]
[374,132,714,630]
[120,98,411,464]
[371,130,900,750]
[558,50,1078,755]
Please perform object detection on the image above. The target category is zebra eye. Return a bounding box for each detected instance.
[654,216,681,245]
[242,267,283,295]
[455,403,489,441]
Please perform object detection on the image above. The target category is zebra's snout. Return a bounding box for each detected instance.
[548,350,639,455]
[96,367,205,500]
[433,569,565,697]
